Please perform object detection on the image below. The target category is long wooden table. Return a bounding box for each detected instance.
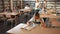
[40,14,60,27]
[0,12,20,25]
[6,24,42,34]
[40,14,60,18]
[19,9,32,13]
[6,23,60,34]
[6,13,60,34]
[0,12,19,16]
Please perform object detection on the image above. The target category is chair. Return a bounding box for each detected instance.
[5,15,15,28]
[0,14,6,25]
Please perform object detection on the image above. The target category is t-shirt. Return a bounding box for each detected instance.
[28,14,44,23]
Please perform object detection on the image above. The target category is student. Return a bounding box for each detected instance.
[26,12,45,27]
[24,4,32,12]
[43,0,47,8]
[43,0,47,14]
[4,7,12,12]
[35,0,40,10]
[34,0,40,13]
[13,7,18,12]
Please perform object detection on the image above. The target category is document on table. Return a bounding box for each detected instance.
[20,23,38,31]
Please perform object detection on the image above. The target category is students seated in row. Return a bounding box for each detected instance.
[26,12,45,27]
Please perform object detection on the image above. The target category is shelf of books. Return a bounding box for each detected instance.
[3,0,10,9]
[0,0,3,12]
[13,0,23,9]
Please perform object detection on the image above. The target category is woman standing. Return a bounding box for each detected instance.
[35,0,40,13]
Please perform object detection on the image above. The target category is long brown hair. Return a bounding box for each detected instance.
[35,12,40,19]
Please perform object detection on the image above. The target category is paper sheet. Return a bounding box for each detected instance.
[20,23,38,31]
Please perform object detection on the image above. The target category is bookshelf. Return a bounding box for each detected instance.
[13,0,23,9]
[0,0,24,12]
[0,0,60,12]
[0,0,3,12]
[3,0,10,9]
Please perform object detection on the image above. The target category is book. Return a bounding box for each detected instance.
[20,23,38,31]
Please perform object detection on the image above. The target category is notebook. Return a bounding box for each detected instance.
[20,23,38,31]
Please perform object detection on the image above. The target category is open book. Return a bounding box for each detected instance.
[20,23,38,31]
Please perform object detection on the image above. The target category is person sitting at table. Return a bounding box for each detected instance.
[24,4,30,9]
[13,7,17,12]
[4,7,12,12]
[26,12,45,27]
[24,4,32,12]
[13,6,20,12]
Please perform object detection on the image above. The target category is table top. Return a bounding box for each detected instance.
[0,12,60,18]
[6,23,60,34]
[19,9,32,12]
[40,14,60,18]
[6,23,42,34]
[0,12,19,16]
